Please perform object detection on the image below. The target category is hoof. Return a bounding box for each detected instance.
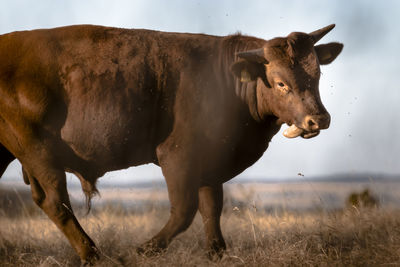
[206,242,226,261]
[80,247,100,266]
[136,239,166,257]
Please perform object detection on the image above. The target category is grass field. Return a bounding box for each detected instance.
[1,179,400,266]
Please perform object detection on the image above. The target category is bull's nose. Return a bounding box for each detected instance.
[302,114,331,131]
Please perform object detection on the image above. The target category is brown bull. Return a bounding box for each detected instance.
[0,24,342,263]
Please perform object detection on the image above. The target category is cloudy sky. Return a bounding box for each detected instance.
[0,0,399,183]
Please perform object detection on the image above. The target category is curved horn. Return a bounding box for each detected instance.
[309,24,335,44]
[236,48,268,64]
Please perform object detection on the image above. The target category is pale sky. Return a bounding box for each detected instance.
[0,0,399,184]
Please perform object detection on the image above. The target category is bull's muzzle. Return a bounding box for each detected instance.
[302,114,331,132]
[283,113,330,139]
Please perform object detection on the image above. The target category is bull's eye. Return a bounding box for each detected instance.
[276,81,290,93]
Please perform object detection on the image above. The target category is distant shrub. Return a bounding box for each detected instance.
[347,188,379,208]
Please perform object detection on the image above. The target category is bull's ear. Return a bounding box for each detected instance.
[230,59,265,82]
[315,42,343,65]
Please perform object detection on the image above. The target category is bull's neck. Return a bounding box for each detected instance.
[219,35,266,122]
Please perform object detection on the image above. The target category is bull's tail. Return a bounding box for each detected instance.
[79,177,99,214]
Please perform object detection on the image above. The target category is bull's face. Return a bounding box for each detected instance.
[231,25,343,138]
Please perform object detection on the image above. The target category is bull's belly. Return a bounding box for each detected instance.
[60,117,158,174]
[58,82,167,173]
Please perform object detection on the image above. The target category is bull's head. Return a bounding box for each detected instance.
[231,24,343,138]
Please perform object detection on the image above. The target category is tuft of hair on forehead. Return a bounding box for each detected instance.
[286,32,314,65]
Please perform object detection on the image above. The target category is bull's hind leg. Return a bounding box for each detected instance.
[0,144,15,178]
[198,183,226,258]
[23,152,99,264]
[0,144,31,186]
[137,139,200,255]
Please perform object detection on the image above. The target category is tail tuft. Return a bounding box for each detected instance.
[80,179,99,214]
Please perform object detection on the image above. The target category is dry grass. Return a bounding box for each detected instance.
[1,201,400,266]
[1,181,400,266]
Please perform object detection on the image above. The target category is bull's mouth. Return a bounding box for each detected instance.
[283,124,320,139]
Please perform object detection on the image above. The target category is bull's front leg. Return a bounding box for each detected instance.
[137,136,200,256]
[198,183,226,258]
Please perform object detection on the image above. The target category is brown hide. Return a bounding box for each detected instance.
[0,25,342,263]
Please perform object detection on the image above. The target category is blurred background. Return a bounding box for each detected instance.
[2,4,399,264]
[0,0,399,186]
